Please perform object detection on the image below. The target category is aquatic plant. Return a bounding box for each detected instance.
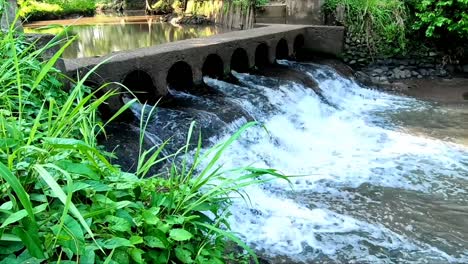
[0,17,286,263]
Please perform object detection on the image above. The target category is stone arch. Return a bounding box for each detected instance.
[230,48,250,73]
[255,43,270,68]
[202,54,224,79]
[293,34,305,54]
[122,70,158,104]
[166,61,194,91]
[276,38,289,60]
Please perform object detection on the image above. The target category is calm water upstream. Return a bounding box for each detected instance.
[128,61,468,263]
[24,14,231,59]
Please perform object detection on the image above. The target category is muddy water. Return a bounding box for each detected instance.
[24,13,231,58]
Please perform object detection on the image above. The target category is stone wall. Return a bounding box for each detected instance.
[125,0,145,10]
[343,31,468,84]
[185,0,254,29]
[285,0,324,25]
[255,0,325,25]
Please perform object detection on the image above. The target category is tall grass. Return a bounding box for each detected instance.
[324,0,408,56]
[0,17,286,263]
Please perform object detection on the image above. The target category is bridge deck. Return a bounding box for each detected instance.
[63,24,340,72]
[62,23,344,105]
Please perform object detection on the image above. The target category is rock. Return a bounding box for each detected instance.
[393,68,403,79]
[373,68,384,74]
[349,60,357,65]
[354,71,372,85]
[392,82,410,92]
[417,75,423,79]
[411,71,419,76]
[437,69,448,77]
[404,70,412,78]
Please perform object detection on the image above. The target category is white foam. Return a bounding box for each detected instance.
[201,64,468,263]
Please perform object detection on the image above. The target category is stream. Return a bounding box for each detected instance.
[24,14,230,58]
[26,14,468,262]
[127,61,468,263]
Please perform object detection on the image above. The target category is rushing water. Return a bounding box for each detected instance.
[24,14,230,59]
[132,61,468,263]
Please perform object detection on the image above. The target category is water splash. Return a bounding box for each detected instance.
[201,62,468,263]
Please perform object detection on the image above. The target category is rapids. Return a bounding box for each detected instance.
[131,61,468,263]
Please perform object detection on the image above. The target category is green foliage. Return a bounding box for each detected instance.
[19,0,96,21]
[0,20,286,263]
[324,0,408,56]
[411,0,468,40]
[150,0,173,14]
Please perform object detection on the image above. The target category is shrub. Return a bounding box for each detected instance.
[324,0,409,56]
[149,0,173,14]
[411,0,468,41]
[19,0,96,21]
[0,21,285,263]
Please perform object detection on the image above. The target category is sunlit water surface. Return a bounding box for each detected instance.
[24,13,468,262]
[24,14,231,58]
[134,61,468,263]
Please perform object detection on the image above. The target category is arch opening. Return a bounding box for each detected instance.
[122,70,157,104]
[293,34,305,55]
[276,38,289,60]
[202,54,224,79]
[255,43,270,68]
[167,61,194,91]
[230,48,250,73]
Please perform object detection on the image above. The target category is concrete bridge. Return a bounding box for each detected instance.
[64,24,344,103]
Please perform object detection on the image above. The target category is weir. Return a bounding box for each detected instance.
[63,24,344,102]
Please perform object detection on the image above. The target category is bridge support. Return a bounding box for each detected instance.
[64,25,344,106]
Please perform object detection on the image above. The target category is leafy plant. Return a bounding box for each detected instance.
[411,0,468,40]
[0,17,286,263]
[19,0,96,21]
[324,0,409,56]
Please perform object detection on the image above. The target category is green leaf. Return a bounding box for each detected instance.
[129,236,143,245]
[142,209,160,225]
[1,203,47,228]
[175,246,193,263]
[144,236,166,249]
[0,201,13,210]
[129,248,144,264]
[112,249,130,264]
[52,215,85,254]
[34,165,101,252]
[12,227,45,259]
[0,163,36,228]
[81,246,96,264]
[169,229,193,241]
[105,216,131,232]
[56,160,100,180]
[99,237,132,249]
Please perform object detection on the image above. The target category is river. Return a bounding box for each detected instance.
[27,15,468,263]
[127,61,468,263]
[24,13,231,59]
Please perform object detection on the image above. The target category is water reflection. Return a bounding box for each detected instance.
[25,17,231,58]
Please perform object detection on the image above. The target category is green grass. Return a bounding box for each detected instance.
[0,18,287,263]
[19,0,96,21]
[324,0,408,56]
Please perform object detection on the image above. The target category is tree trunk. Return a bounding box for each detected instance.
[1,0,22,32]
